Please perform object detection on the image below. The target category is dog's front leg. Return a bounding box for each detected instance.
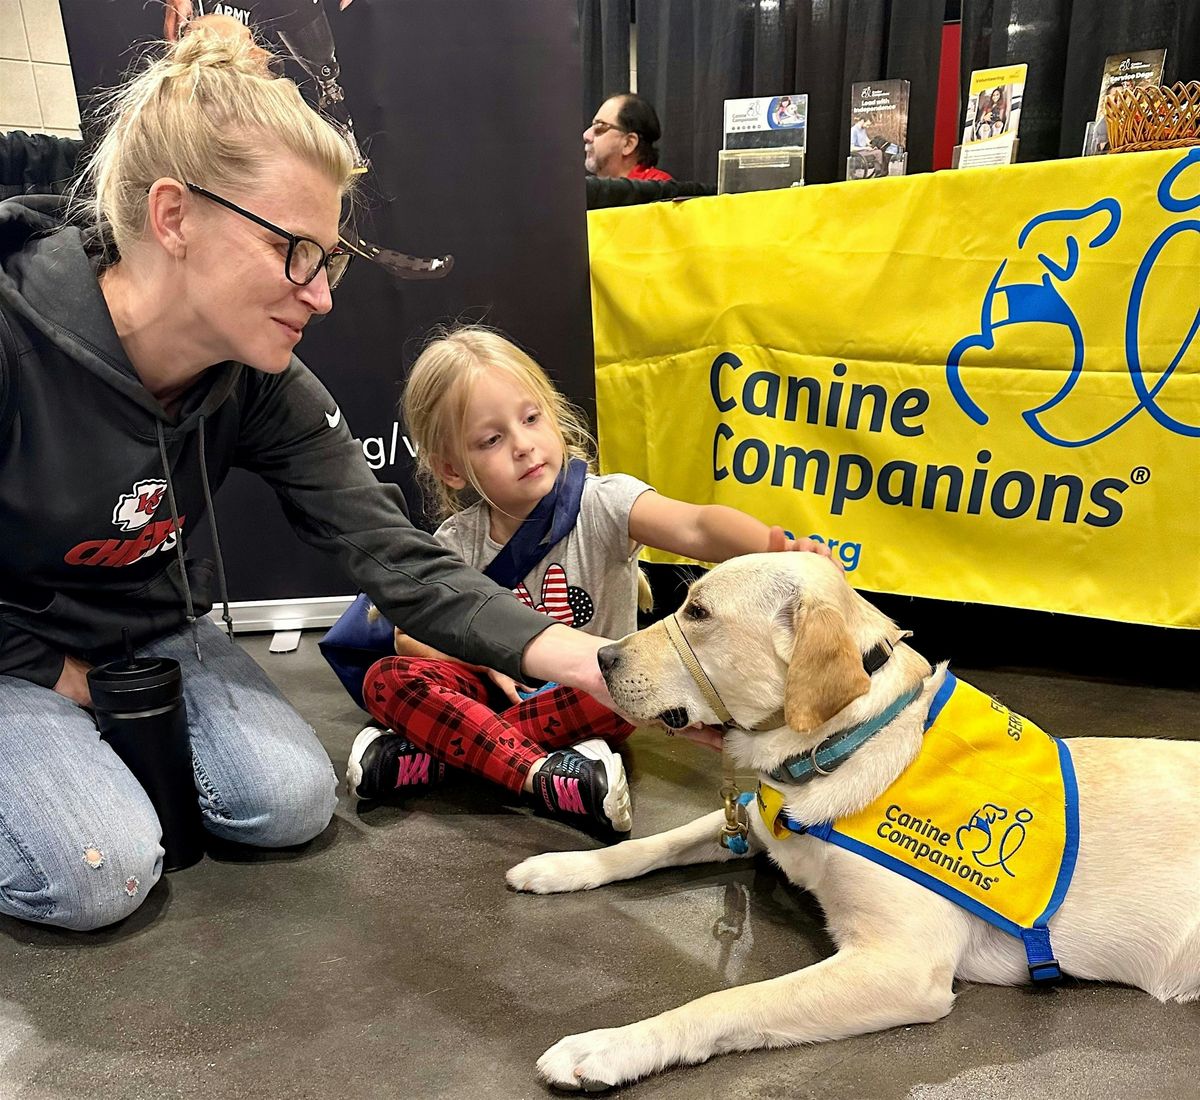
[537,947,957,1091]
[507,809,749,894]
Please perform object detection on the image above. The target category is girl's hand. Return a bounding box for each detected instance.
[485,667,534,707]
[767,525,844,570]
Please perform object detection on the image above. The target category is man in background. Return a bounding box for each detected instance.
[584,94,673,181]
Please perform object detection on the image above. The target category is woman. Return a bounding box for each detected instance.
[0,25,611,931]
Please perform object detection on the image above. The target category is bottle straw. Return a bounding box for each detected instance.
[123,627,135,669]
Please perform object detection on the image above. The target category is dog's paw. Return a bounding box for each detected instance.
[506,850,610,894]
[538,1026,658,1092]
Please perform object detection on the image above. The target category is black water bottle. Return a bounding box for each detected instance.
[87,632,205,872]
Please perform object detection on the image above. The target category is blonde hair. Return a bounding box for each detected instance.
[403,325,596,521]
[74,20,356,258]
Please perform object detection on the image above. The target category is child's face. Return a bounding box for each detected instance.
[441,369,564,517]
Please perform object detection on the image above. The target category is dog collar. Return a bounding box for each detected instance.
[764,685,923,786]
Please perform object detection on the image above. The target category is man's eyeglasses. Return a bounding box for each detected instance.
[588,119,626,136]
[186,183,351,290]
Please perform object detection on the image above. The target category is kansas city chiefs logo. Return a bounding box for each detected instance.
[64,478,186,568]
[112,480,168,532]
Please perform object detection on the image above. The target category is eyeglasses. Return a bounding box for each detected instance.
[588,119,626,136]
[185,183,351,290]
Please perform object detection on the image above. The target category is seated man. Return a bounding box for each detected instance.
[849,116,885,177]
[584,94,673,181]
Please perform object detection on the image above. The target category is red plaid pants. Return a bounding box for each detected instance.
[363,657,635,793]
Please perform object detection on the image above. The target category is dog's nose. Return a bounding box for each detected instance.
[597,644,621,676]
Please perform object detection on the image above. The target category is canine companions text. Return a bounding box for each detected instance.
[507,553,1200,1091]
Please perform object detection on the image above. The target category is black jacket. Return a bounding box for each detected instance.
[0,131,82,202]
[0,196,551,687]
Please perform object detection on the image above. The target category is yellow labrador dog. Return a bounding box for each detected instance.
[507,552,1200,1091]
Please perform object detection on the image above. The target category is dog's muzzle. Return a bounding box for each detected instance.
[662,615,734,726]
[657,707,692,729]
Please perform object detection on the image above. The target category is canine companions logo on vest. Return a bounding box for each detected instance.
[756,673,1079,980]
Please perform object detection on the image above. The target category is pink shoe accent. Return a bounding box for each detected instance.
[553,775,586,814]
[396,753,432,787]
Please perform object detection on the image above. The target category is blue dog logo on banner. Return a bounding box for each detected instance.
[946,147,1200,448]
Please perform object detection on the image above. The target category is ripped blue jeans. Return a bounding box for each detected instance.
[0,618,337,931]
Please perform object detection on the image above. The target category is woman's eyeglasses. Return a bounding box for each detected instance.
[186,183,351,290]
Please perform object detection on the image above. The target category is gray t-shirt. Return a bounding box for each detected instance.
[434,473,653,640]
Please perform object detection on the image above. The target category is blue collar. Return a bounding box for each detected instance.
[764,685,923,786]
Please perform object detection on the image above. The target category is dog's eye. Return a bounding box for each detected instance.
[683,603,710,622]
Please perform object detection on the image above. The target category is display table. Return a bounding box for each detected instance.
[589,148,1200,628]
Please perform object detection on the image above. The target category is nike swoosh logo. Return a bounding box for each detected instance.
[325,407,342,429]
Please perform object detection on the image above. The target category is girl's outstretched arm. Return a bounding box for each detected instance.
[627,492,834,566]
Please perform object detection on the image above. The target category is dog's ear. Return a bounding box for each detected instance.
[783,600,871,733]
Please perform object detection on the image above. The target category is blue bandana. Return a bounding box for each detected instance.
[483,458,588,589]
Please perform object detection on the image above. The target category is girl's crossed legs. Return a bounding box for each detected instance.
[354,656,635,833]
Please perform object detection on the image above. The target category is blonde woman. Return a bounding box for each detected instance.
[0,25,613,930]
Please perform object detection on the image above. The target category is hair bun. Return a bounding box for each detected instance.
[172,13,274,77]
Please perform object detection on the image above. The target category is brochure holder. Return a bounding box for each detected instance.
[717,148,805,195]
[952,139,1020,169]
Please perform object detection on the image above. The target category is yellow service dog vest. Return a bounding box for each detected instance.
[753,672,1079,982]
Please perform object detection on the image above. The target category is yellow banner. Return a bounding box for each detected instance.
[590,149,1200,628]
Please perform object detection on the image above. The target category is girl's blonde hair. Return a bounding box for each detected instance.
[74,20,356,258]
[403,325,596,521]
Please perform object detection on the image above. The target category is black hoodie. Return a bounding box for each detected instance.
[0,195,552,688]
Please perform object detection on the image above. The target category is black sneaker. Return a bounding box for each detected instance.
[346,726,446,800]
[531,738,632,834]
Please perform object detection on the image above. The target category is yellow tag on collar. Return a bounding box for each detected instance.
[755,782,796,840]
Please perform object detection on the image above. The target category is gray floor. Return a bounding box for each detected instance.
[1,633,1197,1100]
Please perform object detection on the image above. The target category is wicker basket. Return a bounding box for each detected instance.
[1103,81,1200,152]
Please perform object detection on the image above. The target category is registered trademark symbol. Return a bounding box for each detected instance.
[1130,466,1151,484]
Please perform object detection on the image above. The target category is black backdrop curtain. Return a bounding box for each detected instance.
[962,0,1200,162]
[580,0,632,131]
[635,0,945,186]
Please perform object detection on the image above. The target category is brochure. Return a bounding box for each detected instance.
[959,64,1027,169]
[1082,49,1167,155]
[723,94,808,152]
[847,78,910,179]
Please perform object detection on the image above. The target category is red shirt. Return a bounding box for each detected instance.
[627,164,674,181]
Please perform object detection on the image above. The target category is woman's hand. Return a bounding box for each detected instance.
[53,655,93,709]
[521,624,621,713]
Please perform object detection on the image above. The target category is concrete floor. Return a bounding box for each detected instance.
[0,628,1196,1099]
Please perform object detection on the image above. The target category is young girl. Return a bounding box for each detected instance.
[347,326,827,836]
